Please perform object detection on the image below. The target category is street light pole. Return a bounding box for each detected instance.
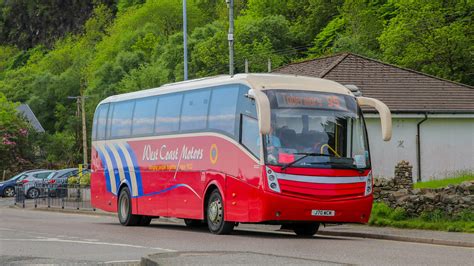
[183,0,188,80]
[227,0,234,75]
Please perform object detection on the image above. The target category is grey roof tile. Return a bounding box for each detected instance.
[275,53,474,113]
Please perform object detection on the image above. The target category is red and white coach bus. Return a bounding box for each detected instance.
[91,74,392,236]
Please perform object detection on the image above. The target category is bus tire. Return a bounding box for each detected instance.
[206,189,234,235]
[293,223,320,237]
[118,187,141,226]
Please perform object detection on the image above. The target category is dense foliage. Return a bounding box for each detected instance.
[0,0,472,172]
[0,92,37,175]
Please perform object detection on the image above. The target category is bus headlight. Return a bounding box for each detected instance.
[266,167,280,193]
[364,172,373,196]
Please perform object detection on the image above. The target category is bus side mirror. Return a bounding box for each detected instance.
[357,97,392,141]
[247,89,271,134]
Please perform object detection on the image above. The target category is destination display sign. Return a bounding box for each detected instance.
[275,91,348,111]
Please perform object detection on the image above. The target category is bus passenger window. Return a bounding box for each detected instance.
[180,90,211,131]
[132,97,158,136]
[96,104,109,140]
[110,101,135,138]
[208,86,238,135]
[156,94,182,133]
[241,115,260,158]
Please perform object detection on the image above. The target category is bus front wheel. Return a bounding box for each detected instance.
[206,189,234,235]
[118,187,142,226]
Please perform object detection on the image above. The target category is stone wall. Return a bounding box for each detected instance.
[373,161,473,216]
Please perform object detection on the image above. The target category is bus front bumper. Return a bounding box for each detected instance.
[255,191,373,224]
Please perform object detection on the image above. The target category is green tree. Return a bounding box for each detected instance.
[309,0,391,58]
[0,92,35,174]
[0,0,115,49]
[379,0,473,85]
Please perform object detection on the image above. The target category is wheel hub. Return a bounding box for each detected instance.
[29,189,38,198]
[5,188,14,197]
[120,196,129,221]
[208,200,221,224]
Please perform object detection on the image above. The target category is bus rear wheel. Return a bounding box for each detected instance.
[293,223,320,237]
[118,187,141,226]
[206,189,234,234]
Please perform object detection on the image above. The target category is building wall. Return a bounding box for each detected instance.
[365,116,474,181]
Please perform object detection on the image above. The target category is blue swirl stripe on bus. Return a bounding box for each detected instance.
[96,148,112,193]
[124,142,144,196]
[113,143,135,196]
[139,183,201,199]
[103,145,121,195]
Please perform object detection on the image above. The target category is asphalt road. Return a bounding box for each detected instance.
[0,204,473,265]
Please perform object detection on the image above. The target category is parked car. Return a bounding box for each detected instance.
[0,170,46,197]
[18,170,54,199]
[46,168,80,185]
[47,168,90,197]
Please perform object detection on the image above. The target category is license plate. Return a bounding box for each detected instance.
[311,210,335,216]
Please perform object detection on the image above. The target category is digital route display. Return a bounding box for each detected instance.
[275,91,349,111]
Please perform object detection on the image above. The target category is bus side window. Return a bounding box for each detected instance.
[156,93,182,133]
[240,115,260,159]
[237,85,258,118]
[92,108,98,140]
[180,90,211,131]
[208,86,238,136]
[110,101,135,138]
[132,97,158,136]
[96,104,109,140]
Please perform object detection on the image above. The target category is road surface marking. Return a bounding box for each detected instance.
[0,238,177,252]
[104,259,141,264]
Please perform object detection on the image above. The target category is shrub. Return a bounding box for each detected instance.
[389,207,407,221]
[67,173,90,186]
[420,209,445,223]
[80,173,91,186]
[371,202,392,218]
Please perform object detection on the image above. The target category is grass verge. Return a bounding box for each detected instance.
[369,202,474,233]
[414,173,474,189]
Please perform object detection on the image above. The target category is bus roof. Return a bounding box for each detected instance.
[99,73,353,105]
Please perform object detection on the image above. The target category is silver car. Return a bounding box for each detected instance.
[18,170,54,199]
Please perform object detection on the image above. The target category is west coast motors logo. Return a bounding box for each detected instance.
[142,144,204,162]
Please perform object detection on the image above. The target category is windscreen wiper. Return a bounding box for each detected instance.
[308,161,365,173]
[281,153,332,170]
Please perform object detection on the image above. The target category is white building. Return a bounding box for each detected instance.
[276,53,474,181]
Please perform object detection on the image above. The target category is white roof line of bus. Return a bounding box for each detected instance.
[98,73,353,105]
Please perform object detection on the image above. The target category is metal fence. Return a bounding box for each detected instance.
[14,182,95,211]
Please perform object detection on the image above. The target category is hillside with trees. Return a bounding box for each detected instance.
[0,0,472,173]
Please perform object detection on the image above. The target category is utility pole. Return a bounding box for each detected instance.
[68,95,88,168]
[267,58,272,73]
[227,0,234,75]
[81,93,87,168]
[183,0,188,80]
[245,59,249,73]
